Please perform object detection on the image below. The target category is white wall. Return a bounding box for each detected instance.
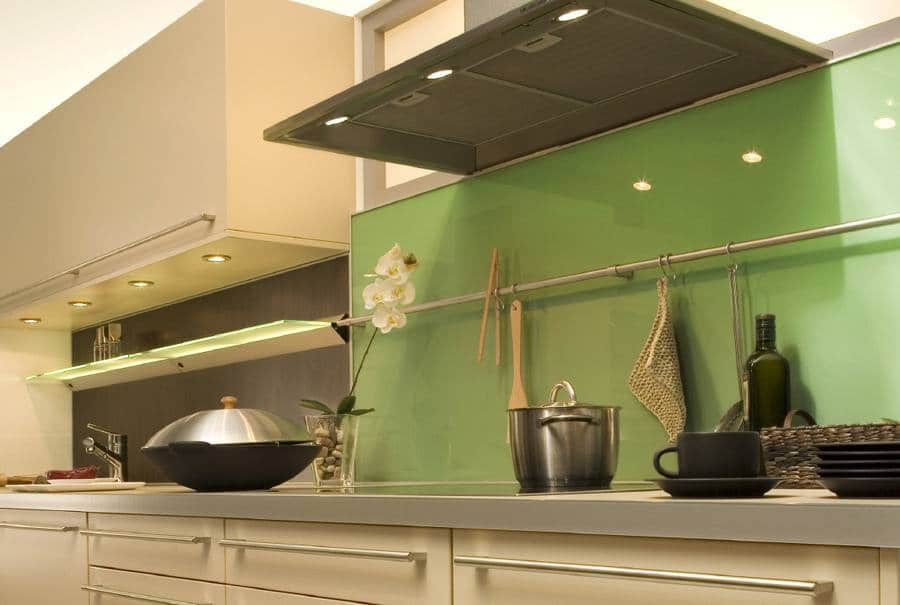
[0,329,71,475]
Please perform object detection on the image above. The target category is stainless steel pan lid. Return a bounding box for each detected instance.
[143,396,307,447]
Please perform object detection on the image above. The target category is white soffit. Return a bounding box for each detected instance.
[287,0,385,17]
[708,0,900,43]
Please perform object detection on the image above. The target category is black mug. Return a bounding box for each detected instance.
[653,431,763,479]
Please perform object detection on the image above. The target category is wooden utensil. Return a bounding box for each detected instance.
[0,474,43,487]
[477,248,499,363]
[508,299,528,409]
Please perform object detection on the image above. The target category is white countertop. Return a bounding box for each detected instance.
[2,483,899,549]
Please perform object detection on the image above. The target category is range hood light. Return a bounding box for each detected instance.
[741,150,763,164]
[874,117,896,130]
[557,8,589,22]
[633,179,652,192]
[324,116,349,126]
[426,68,454,80]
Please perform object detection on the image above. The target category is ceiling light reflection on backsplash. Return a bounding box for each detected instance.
[874,117,896,130]
[742,150,763,164]
[633,179,652,192]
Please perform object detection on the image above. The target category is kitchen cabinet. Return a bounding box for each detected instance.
[453,529,879,604]
[223,519,452,604]
[882,549,900,605]
[0,0,355,330]
[85,567,225,605]
[0,509,87,604]
[84,513,225,582]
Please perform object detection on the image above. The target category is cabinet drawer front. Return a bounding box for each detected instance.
[0,509,87,605]
[224,520,451,604]
[453,530,878,605]
[228,586,362,605]
[87,513,223,581]
[86,567,224,605]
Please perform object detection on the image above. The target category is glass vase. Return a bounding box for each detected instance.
[304,414,359,489]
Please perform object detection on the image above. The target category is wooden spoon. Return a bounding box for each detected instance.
[508,300,528,409]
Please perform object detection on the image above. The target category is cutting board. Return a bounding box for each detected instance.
[8,481,145,493]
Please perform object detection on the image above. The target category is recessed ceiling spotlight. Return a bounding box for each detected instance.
[426,68,453,80]
[874,117,896,130]
[19,317,41,325]
[324,116,349,126]
[741,150,763,164]
[557,8,589,22]
[128,280,155,288]
[68,301,92,308]
[633,179,652,192]
[202,254,232,263]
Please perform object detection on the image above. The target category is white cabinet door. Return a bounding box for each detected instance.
[0,509,87,604]
[224,519,452,605]
[85,513,224,582]
[454,529,879,605]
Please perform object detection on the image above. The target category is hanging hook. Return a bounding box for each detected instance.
[492,284,505,311]
[725,241,738,269]
[510,283,519,298]
[613,264,634,280]
[663,254,678,282]
[657,255,670,282]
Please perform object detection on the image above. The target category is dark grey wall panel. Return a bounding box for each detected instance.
[72,257,350,482]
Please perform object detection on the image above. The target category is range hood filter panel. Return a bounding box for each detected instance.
[356,74,582,145]
[471,8,735,104]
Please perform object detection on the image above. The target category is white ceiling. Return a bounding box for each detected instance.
[0,0,898,149]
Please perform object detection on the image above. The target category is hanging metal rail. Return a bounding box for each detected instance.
[0,212,217,305]
[337,212,900,327]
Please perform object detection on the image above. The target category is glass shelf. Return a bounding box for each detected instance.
[27,320,346,391]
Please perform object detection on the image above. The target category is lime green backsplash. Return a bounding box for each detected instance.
[350,44,900,482]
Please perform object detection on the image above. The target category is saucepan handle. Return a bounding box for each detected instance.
[539,414,597,426]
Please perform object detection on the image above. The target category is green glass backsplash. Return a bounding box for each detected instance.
[350,43,900,482]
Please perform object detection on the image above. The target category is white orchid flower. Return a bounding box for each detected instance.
[375,243,418,284]
[388,280,415,305]
[372,304,407,334]
[362,279,391,310]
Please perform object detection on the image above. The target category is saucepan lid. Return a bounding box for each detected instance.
[143,396,307,448]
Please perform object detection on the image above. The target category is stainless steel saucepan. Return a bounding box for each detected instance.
[509,381,620,491]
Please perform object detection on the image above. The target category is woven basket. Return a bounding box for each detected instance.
[760,411,900,488]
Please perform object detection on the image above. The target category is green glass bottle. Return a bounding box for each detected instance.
[744,314,790,431]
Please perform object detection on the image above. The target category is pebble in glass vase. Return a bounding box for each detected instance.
[305,414,359,489]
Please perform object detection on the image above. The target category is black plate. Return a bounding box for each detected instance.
[817,450,900,460]
[820,477,900,497]
[818,468,900,477]
[651,477,780,498]
[816,441,900,451]
[817,459,900,469]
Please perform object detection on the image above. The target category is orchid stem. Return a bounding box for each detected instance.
[349,328,378,395]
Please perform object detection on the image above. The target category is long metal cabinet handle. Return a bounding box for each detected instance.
[0,522,78,532]
[220,538,426,561]
[81,585,210,605]
[454,555,834,596]
[0,212,216,304]
[80,529,210,544]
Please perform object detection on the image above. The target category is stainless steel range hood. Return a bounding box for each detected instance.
[264,0,831,175]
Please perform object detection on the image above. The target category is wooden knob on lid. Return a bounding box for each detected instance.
[221,396,238,409]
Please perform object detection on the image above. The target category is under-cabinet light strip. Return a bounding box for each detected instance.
[337,212,900,327]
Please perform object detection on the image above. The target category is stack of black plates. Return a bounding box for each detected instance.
[816,441,900,497]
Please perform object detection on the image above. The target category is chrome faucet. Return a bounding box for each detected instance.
[83,423,128,482]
